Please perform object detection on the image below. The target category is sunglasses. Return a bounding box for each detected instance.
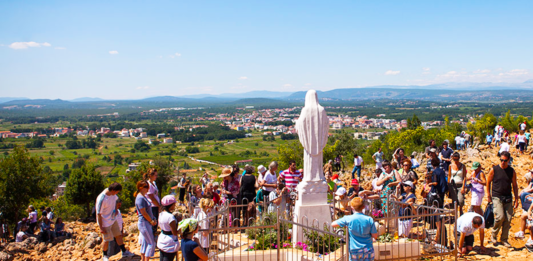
[500,158,509,162]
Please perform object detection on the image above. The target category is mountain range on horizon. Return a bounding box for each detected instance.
[2,80,533,104]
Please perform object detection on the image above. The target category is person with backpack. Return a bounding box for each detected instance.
[486,151,519,248]
[448,152,467,216]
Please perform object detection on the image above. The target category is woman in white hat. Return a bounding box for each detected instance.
[157,195,180,261]
[334,187,350,218]
[394,181,417,238]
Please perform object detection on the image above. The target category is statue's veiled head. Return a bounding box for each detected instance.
[304,90,319,107]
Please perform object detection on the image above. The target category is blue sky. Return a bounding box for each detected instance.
[1,1,532,99]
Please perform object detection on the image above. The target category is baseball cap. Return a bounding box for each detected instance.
[335,187,347,196]
[402,180,415,189]
[471,162,481,170]
[351,179,359,186]
[257,165,267,173]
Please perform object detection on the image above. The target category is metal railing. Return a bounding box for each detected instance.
[180,193,457,261]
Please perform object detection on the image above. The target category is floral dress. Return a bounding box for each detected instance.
[380,170,397,214]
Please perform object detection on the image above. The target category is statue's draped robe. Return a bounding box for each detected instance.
[295,90,329,182]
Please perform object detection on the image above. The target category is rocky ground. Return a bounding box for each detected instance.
[1,145,532,260]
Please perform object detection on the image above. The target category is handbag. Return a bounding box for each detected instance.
[483,203,495,229]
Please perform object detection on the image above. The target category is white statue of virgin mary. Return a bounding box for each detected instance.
[295,90,329,182]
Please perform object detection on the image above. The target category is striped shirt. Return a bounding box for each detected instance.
[280,169,302,189]
[95,189,118,227]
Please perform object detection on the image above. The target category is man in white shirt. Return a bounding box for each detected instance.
[352,153,364,179]
[96,183,134,261]
[499,138,510,154]
[457,212,485,256]
[521,122,527,131]
[455,135,462,150]
[372,148,384,169]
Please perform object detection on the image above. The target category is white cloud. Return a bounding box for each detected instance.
[169,53,182,58]
[239,76,248,80]
[474,69,491,74]
[305,83,312,86]
[136,86,150,90]
[55,47,66,50]
[283,84,292,87]
[385,70,400,75]
[109,50,118,55]
[9,41,52,49]
[504,69,529,76]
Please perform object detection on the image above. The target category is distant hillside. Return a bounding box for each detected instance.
[2,99,72,106]
[228,98,297,107]
[287,88,533,102]
[0,97,29,104]
[181,90,293,99]
[70,97,105,102]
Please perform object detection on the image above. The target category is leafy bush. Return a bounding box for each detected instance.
[303,225,341,254]
[29,196,85,221]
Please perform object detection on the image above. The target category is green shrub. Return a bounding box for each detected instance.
[303,225,341,254]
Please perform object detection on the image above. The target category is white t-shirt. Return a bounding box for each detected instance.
[178,177,186,188]
[95,189,118,227]
[455,136,461,145]
[263,171,277,192]
[196,210,210,248]
[147,180,160,207]
[518,135,527,143]
[521,123,526,131]
[116,209,123,231]
[499,142,510,153]
[16,231,27,242]
[157,211,179,253]
[46,211,54,221]
[457,212,485,236]
[372,178,383,191]
[354,156,363,166]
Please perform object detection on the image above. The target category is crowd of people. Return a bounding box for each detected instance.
[4,124,533,261]
[333,127,533,259]
[0,205,70,246]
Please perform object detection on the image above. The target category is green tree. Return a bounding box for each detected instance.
[407,114,421,130]
[114,154,123,165]
[65,164,105,217]
[467,113,497,141]
[275,140,304,171]
[134,141,151,152]
[65,139,81,149]
[0,146,52,223]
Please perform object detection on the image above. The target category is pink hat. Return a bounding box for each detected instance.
[161,195,177,207]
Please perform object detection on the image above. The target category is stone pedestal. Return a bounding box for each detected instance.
[292,180,332,245]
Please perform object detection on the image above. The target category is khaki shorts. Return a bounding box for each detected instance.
[102,221,121,242]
